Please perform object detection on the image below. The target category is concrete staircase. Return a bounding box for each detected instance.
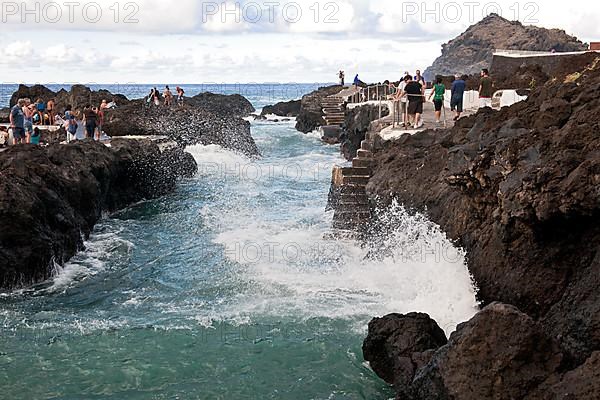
[330,132,376,233]
[321,96,346,127]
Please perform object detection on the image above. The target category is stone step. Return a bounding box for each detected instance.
[356,149,373,159]
[342,175,370,186]
[352,158,374,169]
[323,110,345,115]
[339,195,369,206]
[336,203,370,213]
[339,166,371,177]
[361,140,374,152]
[365,132,375,141]
[340,185,367,195]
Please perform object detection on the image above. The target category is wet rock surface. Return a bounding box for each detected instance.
[365,56,600,398]
[295,85,343,133]
[0,140,197,290]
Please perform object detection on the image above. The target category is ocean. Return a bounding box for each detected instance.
[0,84,478,399]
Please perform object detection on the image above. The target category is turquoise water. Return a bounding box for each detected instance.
[0,92,478,399]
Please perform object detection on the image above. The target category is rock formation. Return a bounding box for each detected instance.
[260,100,301,117]
[340,104,389,161]
[295,85,343,133]
[8,85,260,157]
[364,55,600,397]
[0,140,197,289]
[424,14,587,79]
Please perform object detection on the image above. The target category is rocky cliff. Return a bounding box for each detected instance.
[364,55,600,398]
[0,140,197,289]
[424,14,587,79]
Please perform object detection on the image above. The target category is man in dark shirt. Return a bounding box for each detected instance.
[10,98,26,144]
[403,76,424,129]
[479,68,493,108]
[451,74,466,120]
[83,105,97,140]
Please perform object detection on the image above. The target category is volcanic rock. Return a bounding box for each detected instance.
[424,14,587,79]
[365,55,600,393]
[189,92,255,117]
[260,100,301,117]
[362,313,447,389]
[340,104,389,160]
[410,303,564,400]
[0,139,197,289]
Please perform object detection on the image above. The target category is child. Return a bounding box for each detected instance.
[428,76,446,124]
[67,114,78,142]
[30,127,41,145]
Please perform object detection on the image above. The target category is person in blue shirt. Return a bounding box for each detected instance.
[10,99,26,144]
[451,74,466,121]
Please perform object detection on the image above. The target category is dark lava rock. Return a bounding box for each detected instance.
[340,104,389,160]
[410,303,564,400]
[0,140,197,289]
[0,107,10,123]
[295,85,343,133]
[366,55,600,396]
[189,92,255,117]
[525,351,600,400]
[260,100,301,117]
[103,101,259,157]
[424,14,587,79]
[362,313,447,389]
[320,126,342,145]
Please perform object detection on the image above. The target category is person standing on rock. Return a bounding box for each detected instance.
[403,76,424,129]
[34,98,45,125]
[451,74,466,121]
[339,70,345,86]
[23,98,35,143]
[163,86,173,107]
[428,76,446,124]
[479,69,494,108]
[83,105,97,140]
[392,75,410,127]
[176,87,185,106]
[10,99,26,145]
[47,98,56,125]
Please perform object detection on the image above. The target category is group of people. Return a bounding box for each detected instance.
[388,68,493,129]
[147,86,185,107]
[4,97,112,146]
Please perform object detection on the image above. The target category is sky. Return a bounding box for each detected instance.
[0,0,598,84]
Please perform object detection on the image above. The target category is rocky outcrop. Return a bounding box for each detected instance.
[340,104,389,160]
[365,304,571,399]
[102,102,259,157]
[362,313,447,390]
[260,100,301,117]
[0,139,197,289]
[364,56,600,397]
[424,14,587,79]
[295,85,343,133]
[189,92,255,117]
